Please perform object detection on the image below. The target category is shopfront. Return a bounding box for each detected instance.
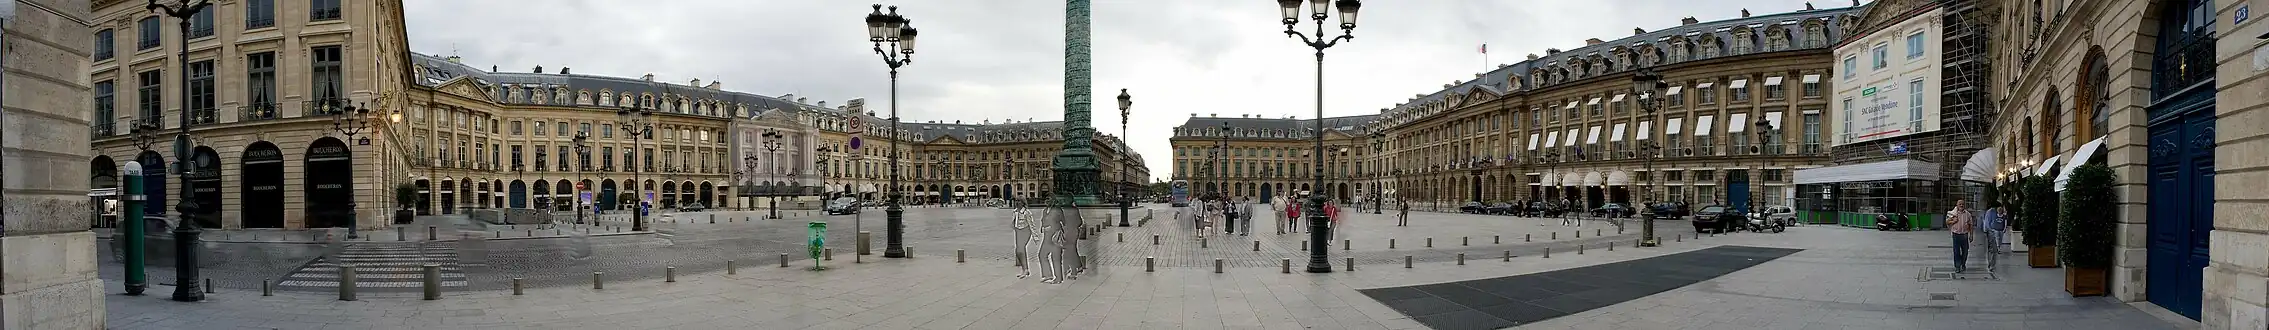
[1792,159,1945,228]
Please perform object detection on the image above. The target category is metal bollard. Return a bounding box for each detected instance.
[1609,242,1615,251]
[957,249,966,263]
[1145,257,1155,272]
[206,279,214,293]
[1201,237,1207,248]
[1526,234,1532,242]
[824,248,833,261]
[1346,257,1356,271]
[709,214,715,223]
[1153,234,1160,245]
[593,272,604,290]
[1552,232,1557,240]
[1458,253,1466,265]
[1301,240,1308,251]
[423,264,442,300]
[398,227,406,241]
[1214,258,1224,273]
[1252,241,1261,251]
[527,229,533,237]
[338,265,357,301]
[1344,239,1350,250]
[512,278,524,295]
[1464,237,1470,246]
[1390,238,1397,249]
[1405,256,1413,268]
[1427,237,1434,248]
[1118,232,1124,242]
[1678,234,1684,242]
[1579,244,1586,255]
[1597,229,1602,237]
[1577,230,1583,238]
[666,266,677,283]
[427,226,437,240]
[1281,258,1291,273]
[1545,247,1552,258]
[727,260,737,275]
[906,247,914,258]
[780,253,790,267]
[262,278,272,296]
[1495,235,1501,244]
[1503,250,1512,262]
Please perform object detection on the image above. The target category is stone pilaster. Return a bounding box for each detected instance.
[2,0,106,328]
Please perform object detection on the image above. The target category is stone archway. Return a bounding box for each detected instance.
[510,180,529,209]
[136,151,168,218]
[699,182,715,207]
[189,146,223,228]
[241,142,285,227]
[302,137,353,229]
[91,155,119,228]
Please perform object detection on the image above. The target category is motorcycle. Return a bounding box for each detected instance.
[1744,212,1786,233]
[1875,213,1910,231]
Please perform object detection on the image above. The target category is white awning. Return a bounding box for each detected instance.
[1560,172,1580,186]
[1610,94,1627,103]
[1545,131,1559,147]
[2056,137,2108,191]
[1666,118,1684,135]
[1527,133,1540,150]
[1610,124,1628,142]
[1794,159,1943,185]
[1801,74,1821,83]
[1694,115,1715,136]
[1563,129,1579,146]
[1564,101,1579,109]
[1729,79,1749,89]
[1695,82,1715,89]
[1586,97,1602,106]
[2033,155,2063,177]
[1586,126,1602,144]
[1763,76,1784,86]
[1960,147,1998,183]
[1605,171,1632,186]
[1765,111,1784,131]
[1582,172,1605,186]
[1636,122,1652,140]
[1666,86,1684,96]
[1540,172,1559,186]
[1727,113,1750,133]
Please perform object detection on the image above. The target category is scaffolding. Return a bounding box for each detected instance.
[1822,0,1996,216]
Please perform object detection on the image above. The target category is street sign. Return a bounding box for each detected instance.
[849,137,863,150]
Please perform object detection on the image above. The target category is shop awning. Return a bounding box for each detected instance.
[1695,82,1715,89]
[1539,172,1558,186]
[1563,129,1579,146]
[1959,147,1998,183]
[1637,122,1652,140]
[1586,97,1602,106]
[1793,159,1942,185]
[1763,76,1784,86]
[1666,86,1684,96]
[1527,133,1541,150]
[1586,126,1602,144]
[1610,124,1628,142]
[1545,132,1559,148]
[1727,113,1749,133]
[1564,101,1579,109]
[1801,74,1821,83]
[1728,79,1748,89]
[1605,171,1632,186]
[2056,137,2108,191]
[1610,94,1626,103]
[1560,172,1581,186]
[1582,172,1604,186]
[2033,155,2063,177]
[1694,115,1715,136]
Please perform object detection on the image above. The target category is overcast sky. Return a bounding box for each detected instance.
[404,0,1857,182]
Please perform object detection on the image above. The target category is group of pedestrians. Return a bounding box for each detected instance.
[1194,197,1254,238]
[1945,200,2009,273]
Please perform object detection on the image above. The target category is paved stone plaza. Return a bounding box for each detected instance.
[99,206,2189,329]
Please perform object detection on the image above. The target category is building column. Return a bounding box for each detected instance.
[3,1,108,326]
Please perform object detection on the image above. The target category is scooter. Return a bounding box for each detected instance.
[1744,213,1786,233]
[1875,214,1910,231]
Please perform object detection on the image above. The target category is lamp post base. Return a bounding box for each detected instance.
[882,206,907,258]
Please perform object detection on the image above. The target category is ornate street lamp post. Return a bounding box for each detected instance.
[328,102,392,239]
[739,156,756,211]
[1117,89,1133,227]
[148,0,212,302]
[1751,117,1776,216]
[1275,0,1361,273]
[615,105,654,231]
[863,4,919,258]
[572,132,590,225]
[763,129,785,219]
[1631,66,1669,247]
[1369,132,1385,214]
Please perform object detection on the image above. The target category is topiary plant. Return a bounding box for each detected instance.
[2020,175,2059,247]
[395,182,422,210]
[2058,163,2117,269]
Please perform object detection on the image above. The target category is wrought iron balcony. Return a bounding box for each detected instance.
[303,98,352,117]
[91,120,117,137]
[188,108,218,125]
[239,103,281,122]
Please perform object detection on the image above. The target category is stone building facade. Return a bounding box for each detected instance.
[1180,5,1857,213]
[4,0,106,327]
[1987,0,2262,326]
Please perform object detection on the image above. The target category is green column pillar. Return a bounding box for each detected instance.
[121,160,149,295]
[1050,0,1102,207]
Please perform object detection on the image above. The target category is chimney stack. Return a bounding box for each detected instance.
[691,78,702,87]
[796,97,808,103]
[490,65,498,72]
[1741,9,1752,17]
[1546,48,1562,55]
[446,55,462,63]
[1805,2,1816,10]
[1527,53,1540,60]
[1850,0,1859,7]
[1635,27,1647,35]
[1585,38,1604,45]
[706,81,721,90]
[561,67,572,74]
[642,73,656,82]
[533,65,544,73]
[1681,17,1699,25]
[818,100,828,108]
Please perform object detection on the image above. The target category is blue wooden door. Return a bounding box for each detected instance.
[1727,173,1751,213]
[2146,110,2212,320]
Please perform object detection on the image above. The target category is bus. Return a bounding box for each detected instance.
[1168,180,1190,207]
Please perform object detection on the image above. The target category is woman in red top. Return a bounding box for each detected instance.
[1324,202,1341,227]
[1286,200,1302,233]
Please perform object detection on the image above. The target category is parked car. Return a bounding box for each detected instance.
[1690,205,1741,234]
[1484,202,1517,215]
[1458,202,1487,214]
[1591,203,1636,218]
[677,203,706,212]
[826,197,862,215]
[1647,202,1690,219]
[1749,205,1795,227]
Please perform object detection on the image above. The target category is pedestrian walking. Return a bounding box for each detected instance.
[1947,200,1975,273]
[1979,205,2007,271]
[1397,200,1410,226]
[1239,199,1255,236]
[1224,198,1240,235]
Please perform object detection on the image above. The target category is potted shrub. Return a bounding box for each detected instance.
[394,183,421,224]
[2020,176,2060,268]
[2058,163,2116,296]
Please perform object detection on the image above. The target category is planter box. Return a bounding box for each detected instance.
[2065,267,2108,297]
[2028,245,2058,268]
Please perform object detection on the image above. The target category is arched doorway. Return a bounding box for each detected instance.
[91,156,119,228]
[661,182,677,209]
[241,144,286,227]
[599,180,618,211]
[641,180,656,209]
[414,179,432,215]
[477,181,492,209]
[679,182,696,208]
[532,181,552,210]
[188,146,222,228]
[2143,0,2216,319]
[1259,183,1274,201]
[554,180,572,211]
[136,151,167,218]
[509,180,529,209]
[438,179,456,215]
[699,182,715,207]
[303,137,353,229]
[493,180,505,209]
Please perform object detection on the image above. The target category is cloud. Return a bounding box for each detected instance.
[404,0,1840,182]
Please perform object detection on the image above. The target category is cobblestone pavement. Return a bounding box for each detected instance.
[103,216,2192,330]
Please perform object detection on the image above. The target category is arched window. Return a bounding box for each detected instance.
[2042,88,2063,154]
[599,91,614,106]
[2080,48,2109,142]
